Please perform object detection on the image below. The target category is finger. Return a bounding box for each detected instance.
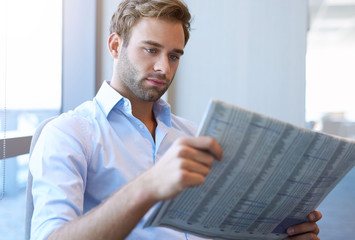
[148,168,206,200]
[179,170,207,188]
[180,158,211,176]
[285,232,319,240]
[177,136,223,160]
[287,222,319,237]
[177,146,216,167]
[307,210,322,222]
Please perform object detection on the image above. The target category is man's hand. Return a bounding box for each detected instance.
[145,136,223,201]
[284,210,322,240]
[48,136,222,240]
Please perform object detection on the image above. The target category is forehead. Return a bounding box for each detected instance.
[128,17,185,50]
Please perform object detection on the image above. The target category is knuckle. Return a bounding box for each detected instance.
[178,159,190,170]
[308,232,319,240]
[207,154,215,163]
[177,170,190,185]
[174,138,185,146]
[312,234,319,240]
[175,137,191,146]
[178,170,205,187]
[203,155,214,166]
[177,146,191,158]
[311,223,318,232]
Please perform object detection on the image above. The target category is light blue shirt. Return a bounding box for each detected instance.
[30,81,206,240]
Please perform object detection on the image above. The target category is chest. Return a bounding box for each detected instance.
[84,115,189,201]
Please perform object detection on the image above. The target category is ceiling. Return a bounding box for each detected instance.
[308,0,355,44]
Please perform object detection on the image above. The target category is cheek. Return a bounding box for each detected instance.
[169,62,179,76]
[129,51,152,71]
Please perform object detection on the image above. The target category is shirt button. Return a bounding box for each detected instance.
[124,101,129,107]
[139,124,144,129]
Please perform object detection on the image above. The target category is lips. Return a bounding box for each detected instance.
[145,78,167,87]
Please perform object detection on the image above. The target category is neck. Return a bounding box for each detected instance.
[130,98,154,122]
[130,98,157,141]
[109,79,158,140]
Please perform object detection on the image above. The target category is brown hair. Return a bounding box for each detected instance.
[110,0,191,46]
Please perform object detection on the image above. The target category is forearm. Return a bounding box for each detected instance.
[48,173,158,240]
[47,136,223,239]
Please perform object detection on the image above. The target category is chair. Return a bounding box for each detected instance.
[25,117,56,240]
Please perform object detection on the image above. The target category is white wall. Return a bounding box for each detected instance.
[62,0,97,112]
[95,0,121,90]
[170,0,308,127]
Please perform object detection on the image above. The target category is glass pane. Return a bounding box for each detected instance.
[307,1,355,239]
[0,0,62,239]
[306,2,355,133]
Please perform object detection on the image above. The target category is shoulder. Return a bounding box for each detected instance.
[40,100,102,148]
[32,101,102,165]
[49,101,96,132]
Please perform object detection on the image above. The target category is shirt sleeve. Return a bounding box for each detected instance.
[29,114,92,240]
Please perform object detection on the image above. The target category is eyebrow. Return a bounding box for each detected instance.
[142,40,184,56]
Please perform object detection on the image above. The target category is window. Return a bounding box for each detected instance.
[307,0,355,133]
[307,1,355,239]
[0,0,62,238]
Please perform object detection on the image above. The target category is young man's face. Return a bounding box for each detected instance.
[115,17,185,102]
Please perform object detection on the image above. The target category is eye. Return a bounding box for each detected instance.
[146,48,157,54]
[169,55,180,61]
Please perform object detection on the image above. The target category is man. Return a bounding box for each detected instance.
[30,0,322,239]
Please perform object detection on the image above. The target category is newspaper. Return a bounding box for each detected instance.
[145,99,355,239]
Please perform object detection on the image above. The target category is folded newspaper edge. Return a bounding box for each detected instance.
[144,99,355,240]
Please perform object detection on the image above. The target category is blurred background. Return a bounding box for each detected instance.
[0,0,354,239]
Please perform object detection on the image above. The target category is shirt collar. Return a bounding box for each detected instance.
[95,81,172,127]
[95,81,124,117]
[154,98,172,128]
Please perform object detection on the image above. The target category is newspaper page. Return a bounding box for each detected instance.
[145,99,355,239]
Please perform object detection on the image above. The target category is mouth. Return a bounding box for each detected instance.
[145,78,167,88]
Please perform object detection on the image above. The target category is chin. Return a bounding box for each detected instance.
[144,95,162,102]
[140,90,166,102]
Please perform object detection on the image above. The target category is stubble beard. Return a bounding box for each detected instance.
[117,48,172,102]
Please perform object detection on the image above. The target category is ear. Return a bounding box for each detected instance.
[108,33,122,59]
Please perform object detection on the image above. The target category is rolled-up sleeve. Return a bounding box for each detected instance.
[30,114,92,240]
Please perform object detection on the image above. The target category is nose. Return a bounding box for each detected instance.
[154,55,171,74]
